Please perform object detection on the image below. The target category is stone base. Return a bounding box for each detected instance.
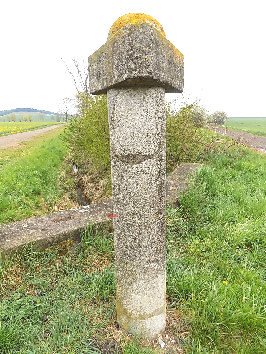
[118,312,166,339]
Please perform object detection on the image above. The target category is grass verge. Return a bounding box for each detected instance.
[0,147,265,352]
[0,127,72,224]
[167,148,266,352]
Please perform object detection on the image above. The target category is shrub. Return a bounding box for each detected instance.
[63,92,111,203]
[166,103,236,171]
[64,93,110,172]
[64,93,234,203]
[187,103,208,127]
[166,103,208,170]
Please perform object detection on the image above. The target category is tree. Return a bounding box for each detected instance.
[208,111,228,125]
[61,97,75,122]
[10,114,16,122]
[37,113,45,121]
[55,113,64,122]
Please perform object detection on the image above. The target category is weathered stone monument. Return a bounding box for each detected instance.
[88,13,184,338]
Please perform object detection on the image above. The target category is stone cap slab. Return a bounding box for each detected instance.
[88,13,184,94]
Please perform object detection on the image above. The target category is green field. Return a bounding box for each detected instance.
[1,148,265,352]
[226,117,266,136]
[0,122,63,136]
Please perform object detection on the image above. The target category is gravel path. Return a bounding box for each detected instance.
[210,126,266,154]
[0,124,65,149]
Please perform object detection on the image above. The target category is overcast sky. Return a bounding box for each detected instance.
[1,0,265,116]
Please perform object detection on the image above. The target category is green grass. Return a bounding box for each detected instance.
[0,230,118,353]
[1,147,265,352]
[0,122,63,136]
[0,127,69,224]
[226,117,266,136]
[167,148,266,352]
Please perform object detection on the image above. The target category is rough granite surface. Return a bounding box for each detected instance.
[107,87,166,337]
[91,13,185,337]
[88,21,184,94]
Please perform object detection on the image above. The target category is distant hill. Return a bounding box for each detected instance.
[0,108,55,116]
[0,108,66,122]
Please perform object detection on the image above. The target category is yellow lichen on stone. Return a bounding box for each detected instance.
[108,13,166,39]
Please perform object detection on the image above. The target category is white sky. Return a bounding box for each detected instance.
[0,0,265,116]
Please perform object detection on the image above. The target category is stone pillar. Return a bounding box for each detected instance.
[88,13,184,338]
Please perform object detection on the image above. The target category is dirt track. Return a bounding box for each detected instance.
[1,123,265,154]
[210,126,266,154]
[0,124,65,149]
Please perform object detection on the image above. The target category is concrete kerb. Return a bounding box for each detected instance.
[0,200,113,260]
[0,163,201,260]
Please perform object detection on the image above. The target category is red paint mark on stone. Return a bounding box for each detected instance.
[108,213,118,217]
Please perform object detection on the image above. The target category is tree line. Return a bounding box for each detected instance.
[0,108,55,116]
